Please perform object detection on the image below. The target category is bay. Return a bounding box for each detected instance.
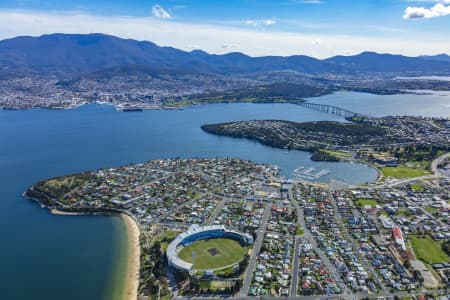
[306,91,450,118]
[1,96,431,300]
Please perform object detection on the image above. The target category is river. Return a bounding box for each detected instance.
[0,92,445,299]
[306,90,450,118]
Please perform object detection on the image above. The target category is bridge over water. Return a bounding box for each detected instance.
[299,102,371,119]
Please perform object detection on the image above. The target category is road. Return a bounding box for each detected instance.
[289,235,301,297]
[175,287,447,300]
[240,203,272,296]
[372,175,434,189]
[287,185,350,296]
[371,152,450,229]
[371,152,450,189]
[328,193,388,294]
[431,152,450,178]
[207,197,229,225]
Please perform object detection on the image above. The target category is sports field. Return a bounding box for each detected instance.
[410,235,449,264]
[178,238,248,270]
[355,198,378,207]
[380,161,430,179]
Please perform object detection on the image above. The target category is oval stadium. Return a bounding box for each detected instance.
[166,225,253,274]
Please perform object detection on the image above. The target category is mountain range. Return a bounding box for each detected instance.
[1,33,449,78]
[420,54,450,63]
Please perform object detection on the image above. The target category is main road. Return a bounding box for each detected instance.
[240,203,272,296]
[328,193,388,294]
[175,287,447,300]
[289,235,301,297]
[207,197,229,225]
[431,152,450,178]
[371,151,450,189]
[287,184,350,296]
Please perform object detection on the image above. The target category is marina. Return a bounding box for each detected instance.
[292,166,331,181]
[0,99,406,300]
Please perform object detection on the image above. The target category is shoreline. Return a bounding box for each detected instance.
[29,194,142,300]
[50,209,142,300]
[50,208,88,216]
[121,213,141,300]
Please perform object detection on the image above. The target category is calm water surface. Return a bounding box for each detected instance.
[307,91,450,117]
[0,94,440,300]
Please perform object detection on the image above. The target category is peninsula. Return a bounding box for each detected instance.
[201,116,450,168]
[23,154,450,300]
[25,158,280,299]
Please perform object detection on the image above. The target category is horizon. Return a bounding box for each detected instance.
[0,0,450,58]
[2,32,449,60]
[1,2,450,300]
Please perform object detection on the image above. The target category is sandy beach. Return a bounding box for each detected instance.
[48,207,141,300]
[121,214,141,300]
[50,208,87,216]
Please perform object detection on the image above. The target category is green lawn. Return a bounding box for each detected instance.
[155,230,179,243]
[214,265,235,275]
[163,100,192,108]
[154,230,181,252]
[296,227,305,235]
[395,208,413,216]
[199,280,233,291]
[410,235,449,264]
[424,206,437,213]
[322,149,353,158]
[410,182,425,192]
[178,238,248,270]
[380,162,430,179]
[355,198,378,207]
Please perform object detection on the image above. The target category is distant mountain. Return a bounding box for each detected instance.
[1,33,450,78]
[420,54,450,63]
[0,33,335,77]
[0,33,210,76]
[191,52,341,74]
[325,51,450,74]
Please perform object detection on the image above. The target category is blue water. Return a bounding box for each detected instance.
[0,101,388,300]
[307,91,450,118]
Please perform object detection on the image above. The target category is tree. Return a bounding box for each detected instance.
[412,270,424,286]
[442,240,450,256]
[189,276,200,292]
[403,259,411,270]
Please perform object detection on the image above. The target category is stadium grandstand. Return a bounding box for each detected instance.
[166,225,253,273]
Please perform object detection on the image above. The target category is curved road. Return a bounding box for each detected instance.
[371,152,450,189]
[431,152,450,178]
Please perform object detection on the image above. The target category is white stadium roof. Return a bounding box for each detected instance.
[166,224,252,273]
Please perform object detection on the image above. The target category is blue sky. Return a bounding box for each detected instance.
[0,0,449,57]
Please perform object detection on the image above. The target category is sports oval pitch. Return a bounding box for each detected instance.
[178,238,248,270]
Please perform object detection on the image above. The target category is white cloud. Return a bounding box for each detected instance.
[244,18,276,27]
[152,5,171,19]
[0,10,449,58]
[403,1,450,19]
[221,43,241,50]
